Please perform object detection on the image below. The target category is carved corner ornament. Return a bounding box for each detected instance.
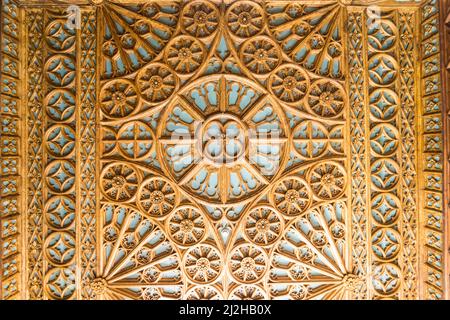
[0,0,448,300]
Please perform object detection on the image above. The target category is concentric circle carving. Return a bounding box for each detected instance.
[136,63,178,104]
[226,1,264,39]
[240,36,281,75]
[137,176,178,218]
[167,205,207,247]
[181,1,219,38]
[243,205,284,247]
[164,35,205,75]
[268,64,310,104]
[270,176,312,217]
[100,162,141,202]
[306,79,345,119]
[183,244,223,284]
[228,243,268,284]
[307,162,346,200]
[100,79,139,119]
[158,74,288,206]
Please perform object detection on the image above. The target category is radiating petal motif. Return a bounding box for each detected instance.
[266,2,344,79]
[226,1,264,39]
[158,74,288,206]
[137,176,179,218]
[99,1,180,79]
[181,0,219,38]
[268,201,350,300]
[98,204,183,300]
[167,205,207,247]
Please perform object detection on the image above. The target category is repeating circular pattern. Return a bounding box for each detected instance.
[44,196,76,231]
[45,54,76,87]
[44,231,76,266]
[228,243,268,284]
[46,160,76,194]
[371,193,401,226]
[100,79,139,119]
[270,176,312,217]
[45,20,76,51]
[183,244,223,284]
[45,124,75,158]
[243,206,284,247]
[167,205,207,247]
[371,228,401,262]
[240,36,281,75]
[137,176,178,218]
[370,123,399,157]
[368,54,398,87]
[136,63,178,104]
[370,159,400,191]
[268,64,310,104]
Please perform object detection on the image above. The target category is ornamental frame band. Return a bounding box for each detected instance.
[0,0,449,300]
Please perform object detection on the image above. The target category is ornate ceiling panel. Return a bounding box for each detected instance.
[0,0,448,300]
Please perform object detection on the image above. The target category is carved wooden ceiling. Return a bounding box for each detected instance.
[0,0,449,300]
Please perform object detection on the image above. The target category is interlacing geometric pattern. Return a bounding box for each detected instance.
[0,0,449,300]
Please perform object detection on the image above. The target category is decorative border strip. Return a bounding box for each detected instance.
[398,9,419,300]
[420,0,446,300]
[78,8,97,300]
[347,8,369,300]
[0,0,22,300]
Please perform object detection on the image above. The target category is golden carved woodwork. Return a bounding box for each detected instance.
[0,0,449,300]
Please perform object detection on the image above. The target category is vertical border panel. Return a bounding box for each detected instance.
[420,0,446,300]
[25,5,44,300]
[347,7,370,300]
[78,7,97,300]
[0,0,22,300]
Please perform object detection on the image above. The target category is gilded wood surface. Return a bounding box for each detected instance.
[0,0,448,300]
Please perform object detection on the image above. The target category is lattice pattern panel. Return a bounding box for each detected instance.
[0,0,448,300]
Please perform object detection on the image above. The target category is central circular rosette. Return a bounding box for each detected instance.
[158,75,288,206]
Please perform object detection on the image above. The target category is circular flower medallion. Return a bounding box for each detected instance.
[100,79,139,119]
[243,206,284,247]
[307,162,346,200]
[181,1,219,38]
[271,176,312,217]
[167,205,207,246]
[226,1,264,38]
[183,244,223,284]
[240,36,281,75]
[228,244,268,284]
[136,63,178,104]
[306,79,345,118]
[269,64,310,104]
[100,162,141,202]
[137,176,179,218]
[164,35,205,75]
